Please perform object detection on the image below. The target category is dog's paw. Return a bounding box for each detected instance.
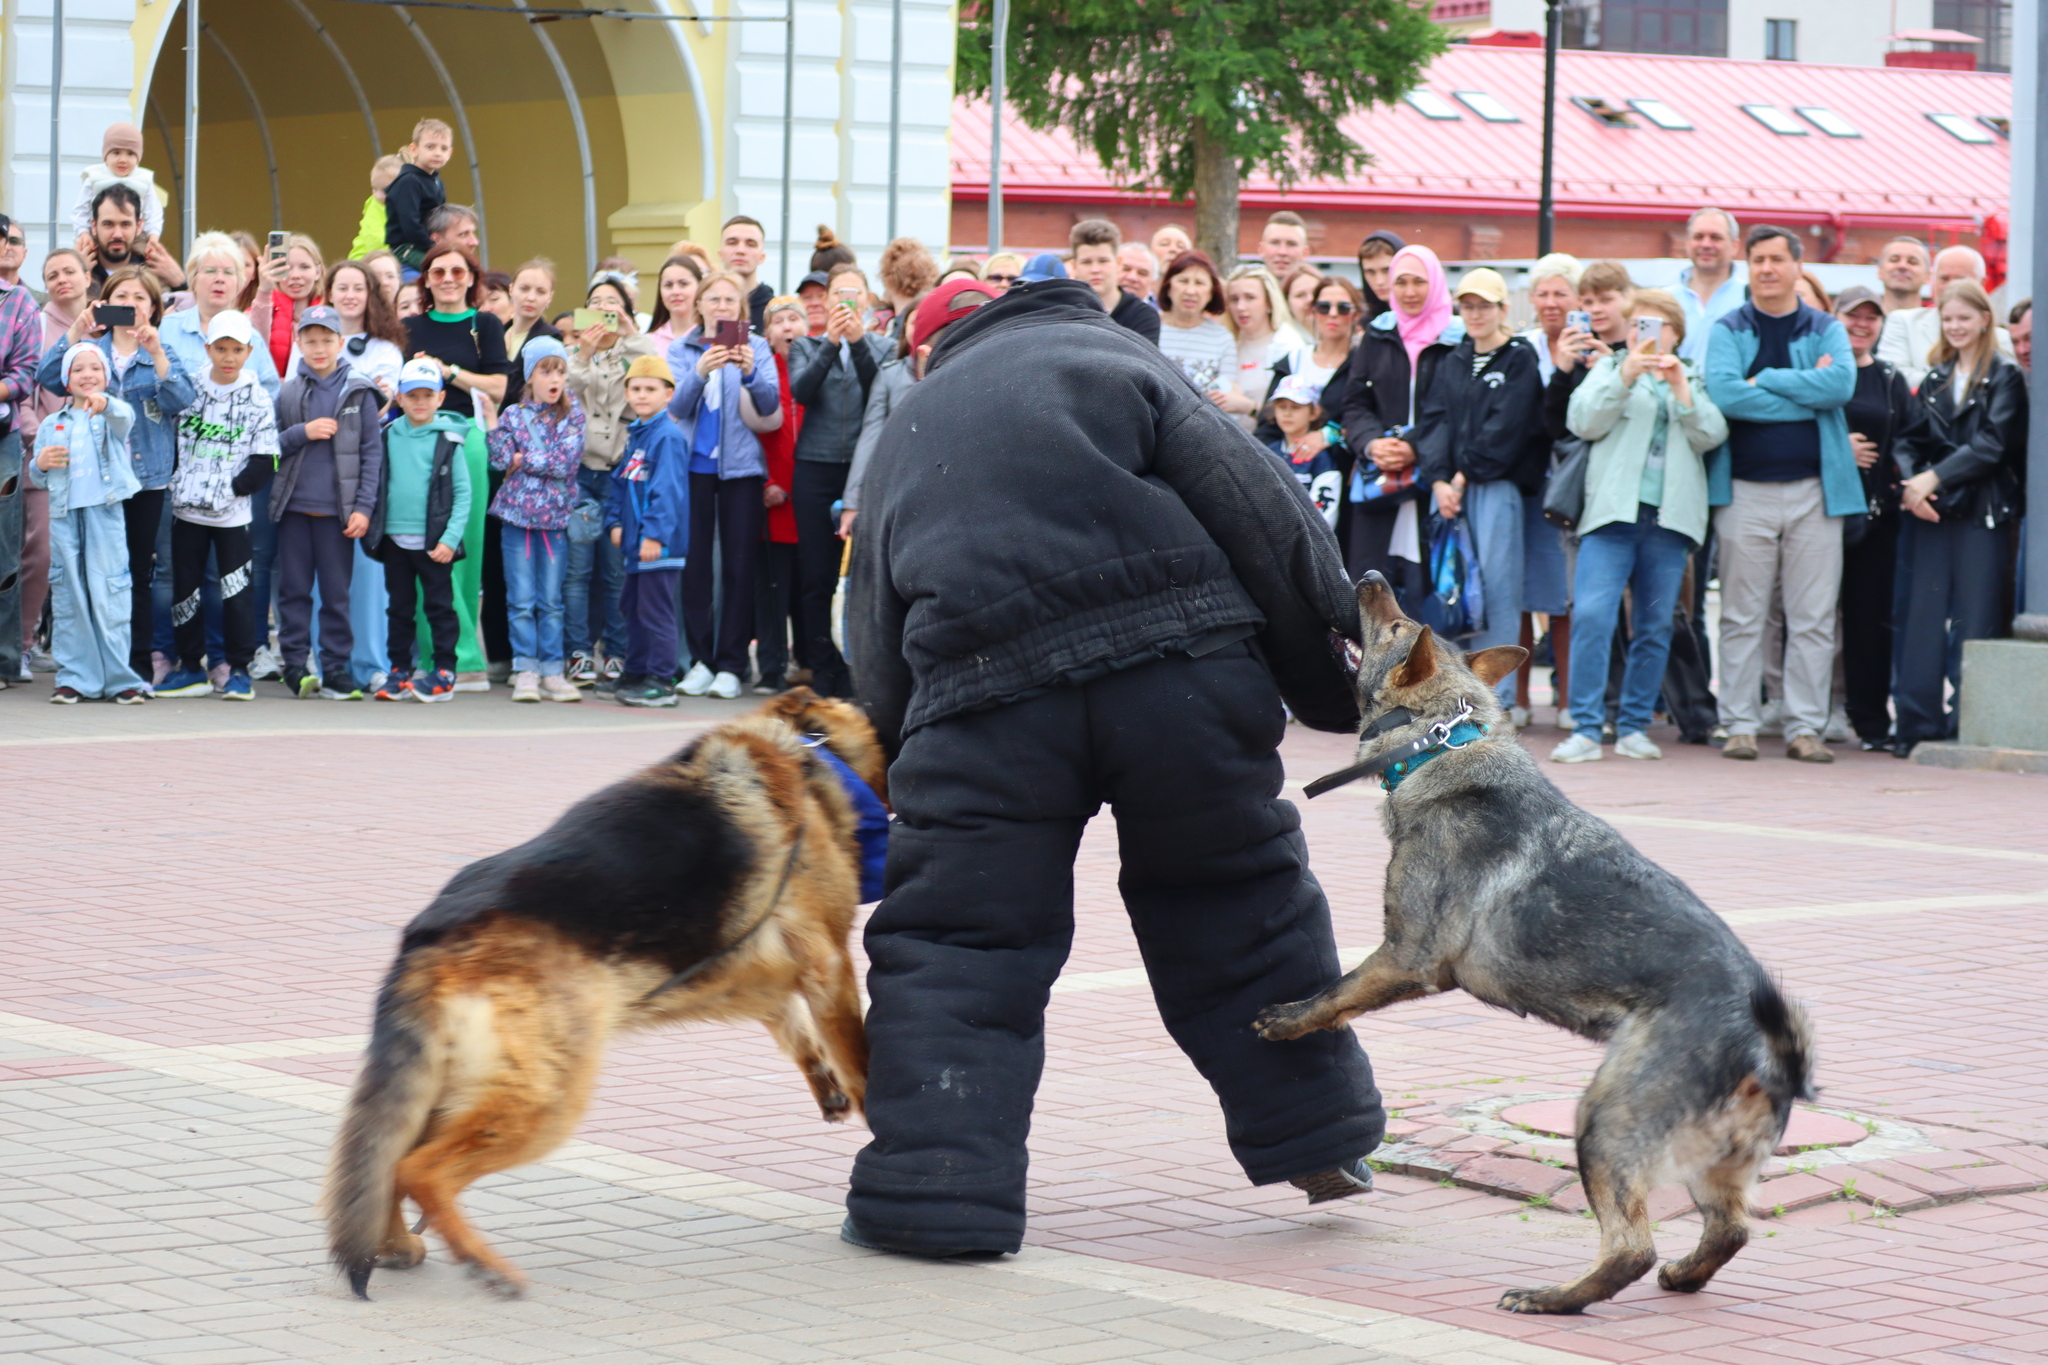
[374,1233,426,1270]
[1656,1262,1714,1294]
[1497,1285,1587,1315]
[1252,1001,1317,1041]
[467,1263,526,1299]
[817,1091,852,1122]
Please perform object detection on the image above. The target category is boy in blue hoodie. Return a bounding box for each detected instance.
[606,354,690,707]
[366,358,472,702]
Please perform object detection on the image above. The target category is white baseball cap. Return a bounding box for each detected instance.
[1270,373,1325,407]
[204,309,255,347]
[397,357,445,393]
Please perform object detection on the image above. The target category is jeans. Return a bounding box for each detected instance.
[0,430,22,677]
[48,502,145,697]
[1713,478,1841,739]
[564,467,626,659]
[1893,516,2009,744]
[1462,478,1525,706]
[502,525,568,674]
[1567,504,1693,738]
[347,539,389,683]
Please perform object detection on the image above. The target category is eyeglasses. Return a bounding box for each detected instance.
[1312,300,1357,316]
[427,266,470,282]
[2,237,22,249]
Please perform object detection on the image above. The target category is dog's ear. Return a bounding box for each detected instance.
[1356,571,1406,629]
[1464,646,1529,687]
[1388,625,1437,688]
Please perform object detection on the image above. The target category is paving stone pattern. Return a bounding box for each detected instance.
[3,684,2047,1363]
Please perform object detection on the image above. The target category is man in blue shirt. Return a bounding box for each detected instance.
[1703,225,1860,764]
[1676,207,1747,365]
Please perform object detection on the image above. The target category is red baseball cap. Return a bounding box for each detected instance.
[908,278,1000,353]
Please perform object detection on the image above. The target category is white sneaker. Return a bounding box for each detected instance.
[709,670,744,700]
[1614,731,1663,760]
[1557,710,1577,731]
[1824,707,1853,744]
[511,670,541,703]
[1756,698,1785,737]
[248,644,284,680]
[679,662,715,696]
[539,673,582,703]
[1510,705,1531,728]
[1550,733,1604,763]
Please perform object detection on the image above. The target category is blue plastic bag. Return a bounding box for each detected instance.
[1417,513,1486,640]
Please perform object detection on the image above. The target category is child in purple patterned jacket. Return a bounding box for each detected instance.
[482,338,587,702]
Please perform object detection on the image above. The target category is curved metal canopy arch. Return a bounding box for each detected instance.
[509,0,596,277]
[201,23,281,230]
[391,4,488,262]
[283,0,383,161]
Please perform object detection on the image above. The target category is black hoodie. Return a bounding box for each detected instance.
[846,278,1361,755]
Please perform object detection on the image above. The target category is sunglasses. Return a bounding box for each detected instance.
[427,266,470,281]
[1312,300,1357,316]
[984,272,1019,284]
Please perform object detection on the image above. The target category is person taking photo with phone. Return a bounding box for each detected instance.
[664,269,781,699]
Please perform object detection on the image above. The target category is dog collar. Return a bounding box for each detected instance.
[1304,701,1485,799]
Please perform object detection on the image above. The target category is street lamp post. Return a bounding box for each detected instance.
[987,0,1006,254]
[1537,0,1559,257]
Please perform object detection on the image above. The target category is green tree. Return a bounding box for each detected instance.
[957,0,1445,268]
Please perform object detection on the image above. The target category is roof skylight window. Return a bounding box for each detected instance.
[1928,112,1995,143]
[1405,90,1461,120]
[1796,107,1859,137]
[1454,90,1520,123]
[1628,98,1693,130]
[1571,96,1636,128]
[1979,114,2012,138]
[1740,104,1807,135]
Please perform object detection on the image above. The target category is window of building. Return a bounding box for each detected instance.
[1571,96,1638,128]
[1980,114,2012,138]
[1405,90,1462,121]
[1928,112,1997,143]
[1590,0,1729,56]
[1796,106,1858,137]
[1764,18,1796,60]
[1454,91,1521,123]
[1741,104,1807,135]
[1628,97,1694,130]
[1933,0,2011,73]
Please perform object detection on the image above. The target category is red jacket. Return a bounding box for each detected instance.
[761,349,802,543]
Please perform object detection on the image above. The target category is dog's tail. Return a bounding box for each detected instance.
[1749,974,1816,1105]
[324,959,443,1300]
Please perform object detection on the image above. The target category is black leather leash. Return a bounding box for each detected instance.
[637,825,806,1006]
[1303,701,1476,799]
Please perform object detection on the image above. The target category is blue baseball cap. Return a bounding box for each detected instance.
[296,304,344,335]
[1019,253,1068,283]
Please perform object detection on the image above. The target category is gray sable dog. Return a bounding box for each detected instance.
[1255,571,1814,1315]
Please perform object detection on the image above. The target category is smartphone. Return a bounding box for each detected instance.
[93,303,136,328]
[572,307,606,332]
[1634,316,1663,346]
[1566,310,1591,333]
[712,318,747,349]
[266,229,287,262]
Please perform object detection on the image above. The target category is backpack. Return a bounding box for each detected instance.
[1417,513,1486,640]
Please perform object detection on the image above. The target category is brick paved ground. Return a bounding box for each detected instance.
[3,679,2047,1364]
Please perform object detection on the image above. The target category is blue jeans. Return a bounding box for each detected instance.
[564,467,626,658]
[1568,504,1692,737]
[49,502,146,697]
[1462,478,1525,706]
[503,525,568,674]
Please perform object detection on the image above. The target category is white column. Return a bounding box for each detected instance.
[733,0,843,293]
[2,0,135,276]
[2012,0,2036,303]
[843,0,954,264]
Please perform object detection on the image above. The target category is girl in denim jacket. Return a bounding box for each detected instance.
[28,345,148,702]
[483,338,587,702]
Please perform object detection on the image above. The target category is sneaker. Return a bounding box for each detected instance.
[511,670,542,703]
[113,687,150,705]
[617,681,678,708]
[283,666,319,699]
[838,1215,1010,1260]
[156,668,213,698]
[752,672,787,696]
[539,673,582,703]
[1722,733,1759,761]
[412,669,457,703]
[49,685,81,704]
[1614,731,1663,760]
[1510,704,1531,728]
[248,644,284,681]
[219,670,254,701]
[453,671,491,693]
[1550,732,1603,763]
[1787,732,1834,764]
[374,671,413,701]
[1557,710,1577,731]
[710,670,743,700]
[16,655,28,683]
[1756,698,1785,738]
[678,662,714,696]
[567,652,599,685]
[487,660,513,685]
[25,645,56,673]
[1824,707,1853,744]
[601,654,624,684]
[317,682,364,701]
[1289,1158,1375,1205]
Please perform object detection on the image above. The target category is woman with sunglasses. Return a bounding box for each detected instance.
[1256,276,1366,546]
[980,252,1026,290]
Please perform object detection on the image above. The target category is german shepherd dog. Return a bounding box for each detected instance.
[325,690,883,1300]
[1255,573,1814,1314]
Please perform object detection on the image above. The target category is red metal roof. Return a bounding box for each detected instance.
[952,46,2011,230]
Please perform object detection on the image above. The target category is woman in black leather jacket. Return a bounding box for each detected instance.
[1891,280,2027,750]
